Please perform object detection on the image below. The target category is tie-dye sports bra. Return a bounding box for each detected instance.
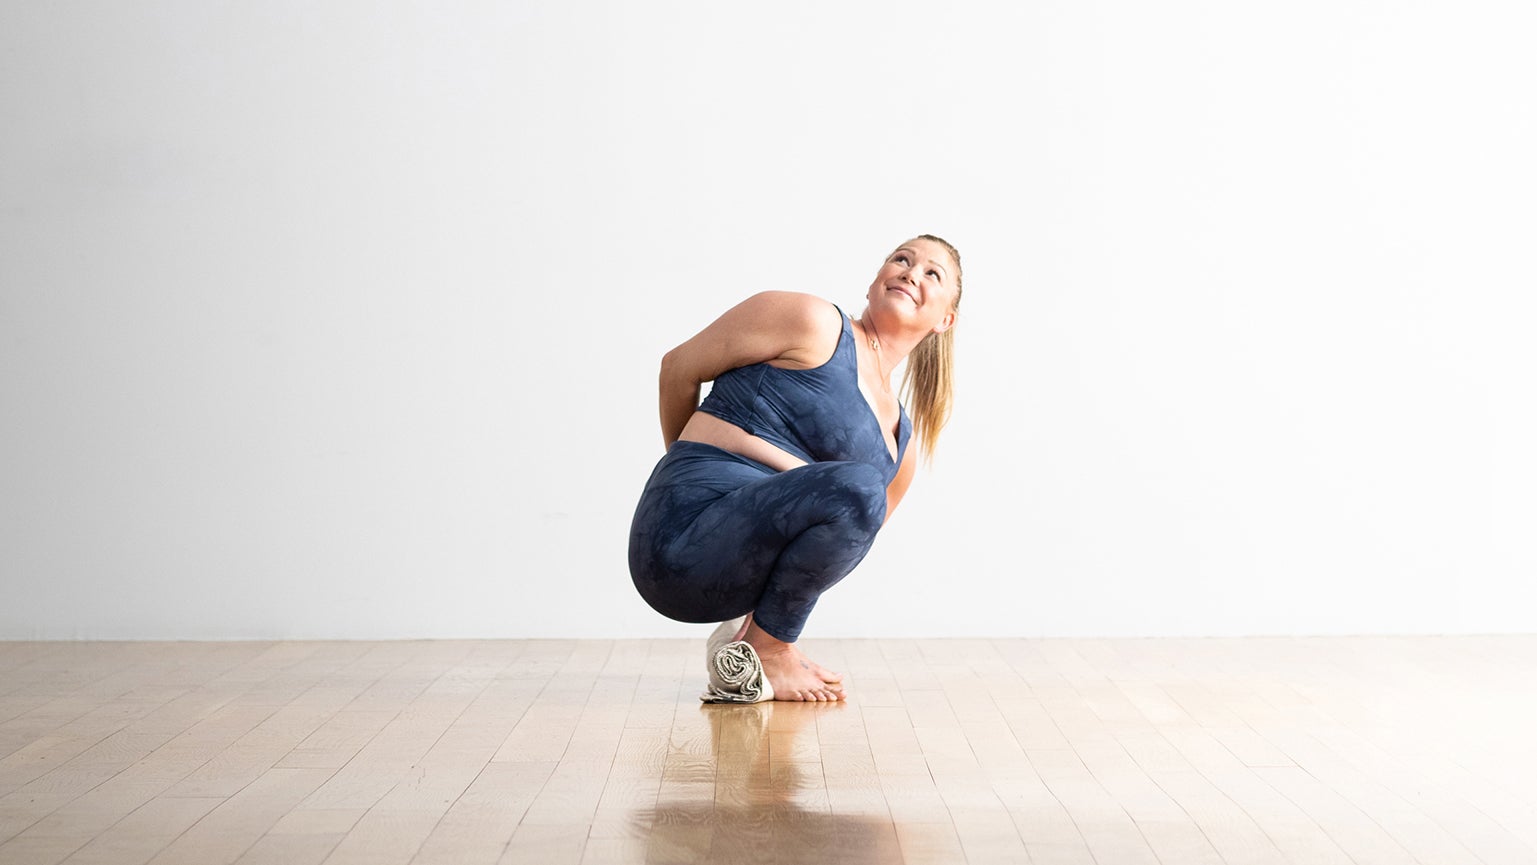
[696,304,911,482]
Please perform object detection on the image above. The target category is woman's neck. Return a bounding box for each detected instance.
[856,309,923,379]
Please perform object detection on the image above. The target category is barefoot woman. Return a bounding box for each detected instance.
[628,235,962,701]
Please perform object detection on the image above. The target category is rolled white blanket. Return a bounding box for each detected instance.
[701,617,775,703]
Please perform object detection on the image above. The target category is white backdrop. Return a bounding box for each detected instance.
[2,1,1533,640]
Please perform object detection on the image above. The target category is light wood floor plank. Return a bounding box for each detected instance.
[230,832,343,865]
[58,796,224,865]
[144,767,334,865]
[409,761,556,865]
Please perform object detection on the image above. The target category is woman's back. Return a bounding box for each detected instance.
[688,303,910,479]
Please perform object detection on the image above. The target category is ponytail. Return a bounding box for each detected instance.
[903,328,955,461]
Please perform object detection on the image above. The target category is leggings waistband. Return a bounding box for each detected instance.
[665,440,779,475]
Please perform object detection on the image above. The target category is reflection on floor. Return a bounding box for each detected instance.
[0,636,1534,864]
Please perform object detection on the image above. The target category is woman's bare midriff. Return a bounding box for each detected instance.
[676,411,808,473]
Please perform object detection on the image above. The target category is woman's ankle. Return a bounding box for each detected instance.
[744,619,795,653]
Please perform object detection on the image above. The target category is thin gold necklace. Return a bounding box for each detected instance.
[863,318,893,390]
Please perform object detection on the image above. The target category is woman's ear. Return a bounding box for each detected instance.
[933,309,957,335]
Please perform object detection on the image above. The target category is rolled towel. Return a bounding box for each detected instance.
[701,617,775,703]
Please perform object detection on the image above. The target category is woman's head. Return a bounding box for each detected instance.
[877,234,962,460]
[867,235,963,338]
[905,233,962,307]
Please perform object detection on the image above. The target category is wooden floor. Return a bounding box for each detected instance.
[1,637,1534,865]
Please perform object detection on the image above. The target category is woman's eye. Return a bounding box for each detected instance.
[894,255,909,264]
[926,270,939,279]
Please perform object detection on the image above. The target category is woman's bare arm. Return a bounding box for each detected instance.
[883,445,918,526]
[658,291,838,447]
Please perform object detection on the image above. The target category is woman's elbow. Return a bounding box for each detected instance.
[659,349,691,387]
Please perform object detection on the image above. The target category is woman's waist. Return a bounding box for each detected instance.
[676,410,809,473]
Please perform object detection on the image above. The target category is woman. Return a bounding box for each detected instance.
[628,235,962,701]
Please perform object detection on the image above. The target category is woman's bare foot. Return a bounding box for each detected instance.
[736,614,844,684]
[741,619,846,701]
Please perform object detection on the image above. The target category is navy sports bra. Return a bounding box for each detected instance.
[697,304,911,481]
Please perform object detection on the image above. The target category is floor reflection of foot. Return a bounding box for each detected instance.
[649,700,892,864]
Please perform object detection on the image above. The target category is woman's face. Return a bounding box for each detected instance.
[866,238,959,335]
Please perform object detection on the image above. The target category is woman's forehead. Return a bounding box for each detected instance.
[892,239,953,270]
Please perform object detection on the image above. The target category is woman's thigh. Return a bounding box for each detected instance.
[628,443,885,623]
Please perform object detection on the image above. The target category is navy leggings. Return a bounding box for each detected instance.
[628,441,888,643]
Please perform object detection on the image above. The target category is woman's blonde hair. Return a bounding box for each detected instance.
[899,234,962,460]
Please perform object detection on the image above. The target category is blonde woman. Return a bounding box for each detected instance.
[628,235,962,701]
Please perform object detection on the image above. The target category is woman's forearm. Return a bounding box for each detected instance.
[659,351,701,447]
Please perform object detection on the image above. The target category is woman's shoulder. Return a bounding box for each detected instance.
[730,291,844,370]
[736,291,844,334]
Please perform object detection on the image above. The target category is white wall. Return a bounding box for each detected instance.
[2,0,1533,640]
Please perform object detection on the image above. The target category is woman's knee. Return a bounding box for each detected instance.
[808,462,887,535]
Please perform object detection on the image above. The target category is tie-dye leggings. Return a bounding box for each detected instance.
[628,441,888,643]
